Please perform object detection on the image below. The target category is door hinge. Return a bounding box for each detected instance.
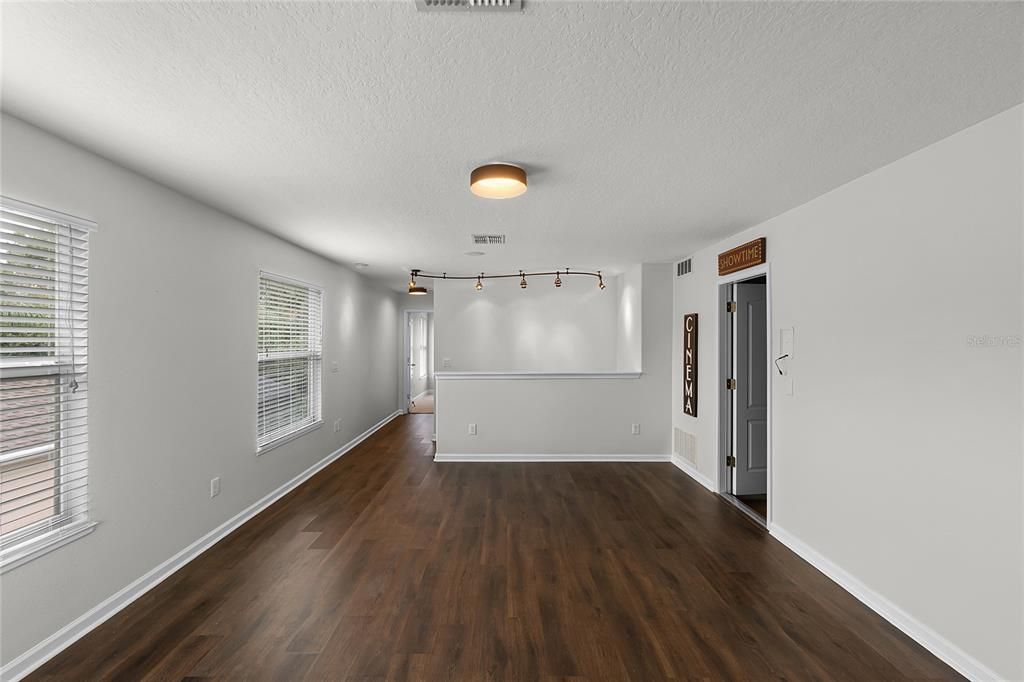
[726,301,737,313]
[726,378,737,390]
[726,455,736,467]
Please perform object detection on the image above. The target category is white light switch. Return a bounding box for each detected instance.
[780,328,794,358]
[443,358,452,369]
[210,477,221,498]
[331,361,339,374]
[631,423,640,435]
[468,423,477,436]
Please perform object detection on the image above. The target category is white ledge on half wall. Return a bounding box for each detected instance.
[433,371,642,380]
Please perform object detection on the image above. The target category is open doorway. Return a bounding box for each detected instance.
[405,311,434,414]
[719,272,770,525]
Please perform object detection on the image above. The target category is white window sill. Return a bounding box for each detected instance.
[0,520,98,574]
[256,420,323,456]
[433,371,642,380]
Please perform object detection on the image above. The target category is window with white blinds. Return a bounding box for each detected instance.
[257,272,323,452]
[0,197,93,565]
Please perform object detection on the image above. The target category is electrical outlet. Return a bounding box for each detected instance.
[468,423,477,436]
[210,477,221,498]
[333,419,342,432]
[631,423,640,435]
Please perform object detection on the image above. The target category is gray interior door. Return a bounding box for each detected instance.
[733,280,768,496]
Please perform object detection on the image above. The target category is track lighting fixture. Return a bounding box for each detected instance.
[408,270,428,295]
[407,268,607,294]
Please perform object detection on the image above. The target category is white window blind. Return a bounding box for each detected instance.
[0,197,92,562]
[257,272,323,452]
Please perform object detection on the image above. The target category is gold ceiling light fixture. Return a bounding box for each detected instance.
[408,269,428,296]
[407,268,607,294]
[470,163,527,199]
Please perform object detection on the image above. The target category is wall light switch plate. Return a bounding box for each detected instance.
[210,477,221,498]
[331,361,339,374]
[333,419,342,432]
[631,423,640,435]
[468,423,477,436]
[780,328,794,358]
[443,358,452,369]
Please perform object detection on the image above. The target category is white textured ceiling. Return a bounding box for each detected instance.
[2,1,1022,289]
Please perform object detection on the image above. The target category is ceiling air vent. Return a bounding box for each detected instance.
[416,0,522,12]
[676,258,692,277]
[472,234,506,246]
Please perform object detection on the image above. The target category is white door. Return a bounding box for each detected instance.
[733,280,768,496]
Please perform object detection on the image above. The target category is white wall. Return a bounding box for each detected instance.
[671,105,1023,680]
[0,115,400,665]
[616,265,642,372]
[433,272,621,372]
[436,264,672,456]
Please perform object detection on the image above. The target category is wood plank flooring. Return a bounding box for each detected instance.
[30,414,961,680]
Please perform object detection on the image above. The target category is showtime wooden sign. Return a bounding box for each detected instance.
[718,237,766,276]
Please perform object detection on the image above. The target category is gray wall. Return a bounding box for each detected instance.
[0,115,401,664]
[435,264,672,456]
[433,272,621,372]
[672,104,1023,679]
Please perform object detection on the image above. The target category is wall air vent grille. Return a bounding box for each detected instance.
[416,0,522,12]
[674,428,697,465]
[677,259,692,277]
[472,234,506,245]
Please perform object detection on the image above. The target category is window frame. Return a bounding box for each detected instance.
[0,196,96,574]
[255,270,324,455]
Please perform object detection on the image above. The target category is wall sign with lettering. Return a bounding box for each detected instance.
[718,237,766,276]
[683,314,698,417]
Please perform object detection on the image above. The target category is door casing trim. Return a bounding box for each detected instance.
[716,263,772,526]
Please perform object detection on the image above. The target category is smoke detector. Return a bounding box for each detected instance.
[416,0,522,12]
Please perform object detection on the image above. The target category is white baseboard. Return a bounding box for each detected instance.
[434,453,670,463]
[669,454,717,492]
[768,524,1002,682]
[0,410,403,682]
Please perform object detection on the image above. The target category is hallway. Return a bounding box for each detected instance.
[31,415,960,680]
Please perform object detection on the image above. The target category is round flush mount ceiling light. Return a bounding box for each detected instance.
[470,163,527,199]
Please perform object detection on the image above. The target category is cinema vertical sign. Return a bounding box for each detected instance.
[683,314,698,417]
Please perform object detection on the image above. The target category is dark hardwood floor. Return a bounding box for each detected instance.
[31,414,961,681]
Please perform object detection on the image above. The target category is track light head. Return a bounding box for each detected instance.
[554,271,562,288]
[475,274,483,291]
[520,271,527,289]
[598,272,606,290]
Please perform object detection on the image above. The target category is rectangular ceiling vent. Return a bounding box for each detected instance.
[676,258,692,277]
[416,0,522,12]
[472,234,506,245]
